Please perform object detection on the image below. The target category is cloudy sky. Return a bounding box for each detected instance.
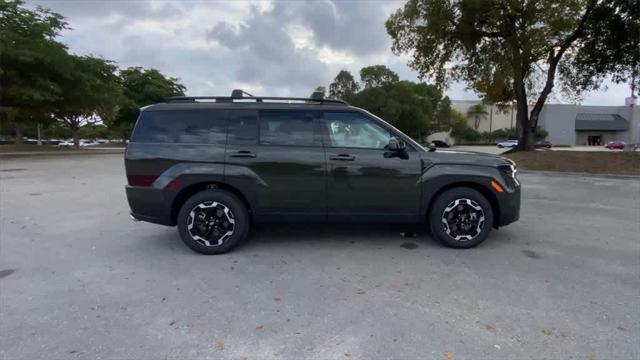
[30,0,632,105]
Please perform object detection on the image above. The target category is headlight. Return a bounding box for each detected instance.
[498,163,520,188]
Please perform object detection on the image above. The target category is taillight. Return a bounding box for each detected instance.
[127,175,158,187]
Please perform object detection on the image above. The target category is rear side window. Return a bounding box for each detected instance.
[131,110,226,144]
[227,110,258,145]
[259,110,316,146]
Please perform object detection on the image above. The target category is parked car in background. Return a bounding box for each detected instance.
[57,140,74,148]
[430,140,450,148]
[80,140,99,147]
[534,140,552,149]
[604,141,626,150]
[497,140,518,148]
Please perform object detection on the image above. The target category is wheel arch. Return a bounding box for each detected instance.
[171,181,253,226]
[426,181,500,228]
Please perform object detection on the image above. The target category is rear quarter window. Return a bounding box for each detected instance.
[131,110,226,144]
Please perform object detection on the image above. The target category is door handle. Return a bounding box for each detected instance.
[229,150,256,158]
[330,154,355,161]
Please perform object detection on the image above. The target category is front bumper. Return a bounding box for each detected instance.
[497,185,520,226]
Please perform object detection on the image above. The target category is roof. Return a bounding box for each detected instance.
[144,102,353,112]
[574,113,629,131]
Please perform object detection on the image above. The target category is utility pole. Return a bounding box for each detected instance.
[37,123,42,145]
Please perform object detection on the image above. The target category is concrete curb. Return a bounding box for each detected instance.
[0,149,125,158]
[519,169,640,180]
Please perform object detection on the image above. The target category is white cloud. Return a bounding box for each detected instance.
[26,0,631,104]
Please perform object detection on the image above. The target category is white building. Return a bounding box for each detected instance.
[451,100,639,146]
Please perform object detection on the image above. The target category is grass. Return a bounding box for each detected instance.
[506,150,640,175]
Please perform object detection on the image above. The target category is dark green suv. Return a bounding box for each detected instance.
[125,90,520,254]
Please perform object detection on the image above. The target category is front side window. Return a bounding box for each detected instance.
[259,110,316,146]
[324,112,391,149]
[131,110,226,144]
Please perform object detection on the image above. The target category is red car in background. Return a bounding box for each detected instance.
[534,140,552,149]
[605,141,626,149]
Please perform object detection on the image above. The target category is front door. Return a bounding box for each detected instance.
[224,109,326,222]
[321,111,423,223]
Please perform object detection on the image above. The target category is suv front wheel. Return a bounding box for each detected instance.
[177,190,249,254]
[429,187,494,248]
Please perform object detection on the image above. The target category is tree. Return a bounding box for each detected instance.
[53,55,122,148]
[569,0,639,98]
[360,65,400,88]
[386,0,638,150]
[347,78,445,141]
[312,86,326,97]
[109,67,185,140]
[328,70,359,99]
[467,104,488,130]
[434,96,452,132]
[0,0,70,144]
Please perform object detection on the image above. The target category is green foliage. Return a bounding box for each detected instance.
[0,0,70,141]
[434,96,452,132]
[53,55,122,134]
[345,74,446,141]
[490,128,518,140]
[568,0,639,95]
[360,65,400,88]
[77,124,109,139]
[328,70,360,99]
[534,126,548,141]
[466,104,488,130]
[312,86,326,97]
[386,0,636,150]
[0,1,188,145]
[449,109,469,139]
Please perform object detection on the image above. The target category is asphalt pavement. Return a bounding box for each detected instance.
[1,154,638,359]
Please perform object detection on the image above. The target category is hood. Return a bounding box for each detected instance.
[422,149,513,168]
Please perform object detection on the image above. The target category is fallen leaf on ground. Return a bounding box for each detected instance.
[215,341,224,351]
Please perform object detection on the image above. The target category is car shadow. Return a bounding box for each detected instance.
[140,222,517,256]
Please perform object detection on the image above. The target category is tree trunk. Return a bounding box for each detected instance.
[513,75,533,151]
[72,128,80,149]
[14,125,24,145]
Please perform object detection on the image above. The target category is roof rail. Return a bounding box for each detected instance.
[166,89,349,105]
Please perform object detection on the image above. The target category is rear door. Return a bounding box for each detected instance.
[321,111,422,223]
[224,109,327,223]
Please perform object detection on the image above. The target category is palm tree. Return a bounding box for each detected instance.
[467,104,488,130]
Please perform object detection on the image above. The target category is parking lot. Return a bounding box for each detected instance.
[1,154,638,359]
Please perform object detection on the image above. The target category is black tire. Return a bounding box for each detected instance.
[428,187,494,249]
[177,190,249,255]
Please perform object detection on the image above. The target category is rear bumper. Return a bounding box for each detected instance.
[126,186,173,226]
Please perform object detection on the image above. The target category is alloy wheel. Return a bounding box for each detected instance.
[187,201,235,246]
[441,198,485,242]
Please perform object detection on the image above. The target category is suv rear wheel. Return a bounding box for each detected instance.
[429,187,494,248]
[177,190,249,254]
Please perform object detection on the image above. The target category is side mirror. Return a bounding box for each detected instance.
[388,137,406,151]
